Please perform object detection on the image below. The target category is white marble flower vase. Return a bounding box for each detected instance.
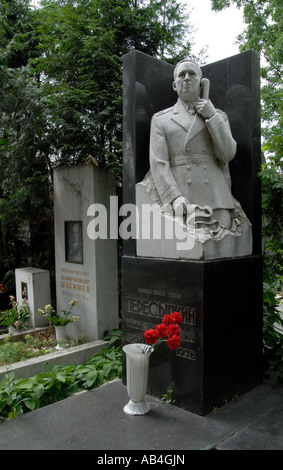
[123,343,153,415]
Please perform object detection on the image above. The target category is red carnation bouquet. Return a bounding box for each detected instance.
[143,311,183,353]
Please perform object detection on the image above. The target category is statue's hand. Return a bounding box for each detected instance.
[196,99,216,119]
[172,196,190,216]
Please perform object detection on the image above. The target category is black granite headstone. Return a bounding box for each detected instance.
[122,50,263,415]
[122,255,262,415]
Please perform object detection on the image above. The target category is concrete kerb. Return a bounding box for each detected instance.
[0,339,109,380]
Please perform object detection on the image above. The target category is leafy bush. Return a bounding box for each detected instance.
[260,160,283,383]
[0,296,30,330]
[0,345,122,422]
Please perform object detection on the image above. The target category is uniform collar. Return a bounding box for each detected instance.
[177,98,199,114]
[172,98,205,139]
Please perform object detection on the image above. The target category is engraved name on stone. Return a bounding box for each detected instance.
[125,295,198,361]
[60,267,91,300]
[125,295,196,325]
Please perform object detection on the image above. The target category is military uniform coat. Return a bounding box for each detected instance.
[149,98,237,210]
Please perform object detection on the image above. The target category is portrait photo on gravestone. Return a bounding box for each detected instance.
[65,221,83,264]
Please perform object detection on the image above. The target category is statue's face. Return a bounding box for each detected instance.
[173,62,201,102]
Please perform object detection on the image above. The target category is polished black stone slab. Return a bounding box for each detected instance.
[122,255,263,415]
[122,51,176,256]
[201,52,262,255]
[122,50,261,256]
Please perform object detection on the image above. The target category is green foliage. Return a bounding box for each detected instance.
[38,298,79,326]
[0,0,202,298]
[0,0,40,68]
[0,344,122,422]
[103,328,122,346]
[211,0,283,145]
[264,339,283,384]
[30,0,196,170]
[161,389,176,404]
[0,63,55,295]
[0,333,57,366]
[0,297,30,330]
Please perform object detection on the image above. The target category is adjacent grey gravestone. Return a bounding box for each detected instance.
[15,267,51,328]
[54,165,119,341]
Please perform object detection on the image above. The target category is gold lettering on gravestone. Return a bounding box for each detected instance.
[60,268,91,301]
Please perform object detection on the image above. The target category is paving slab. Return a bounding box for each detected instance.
[0,379,282,451]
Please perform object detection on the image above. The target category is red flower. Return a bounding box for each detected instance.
[144,328,158,345]
[167,324,180,337]
[155,323,169,339]
[144,312,183,351]
[167,334,181,350]
[170,311,183,325]
[162,314,174,326]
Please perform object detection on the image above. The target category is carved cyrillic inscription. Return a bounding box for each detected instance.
[125,296,196,325]
[124,295,198,361]
[60,267,91,301]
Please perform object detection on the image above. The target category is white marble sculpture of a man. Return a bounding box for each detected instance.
[149,59,238,233]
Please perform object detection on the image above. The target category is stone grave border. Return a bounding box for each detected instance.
[0,328,108,380]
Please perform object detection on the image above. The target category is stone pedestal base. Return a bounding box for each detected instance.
[122,255,263,415]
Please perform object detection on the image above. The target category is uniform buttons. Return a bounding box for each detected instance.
[187,179,192,184]
[204,178,209,184]
[203,164,207,169]
[186,165,191,170]
[192,154,201,163]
